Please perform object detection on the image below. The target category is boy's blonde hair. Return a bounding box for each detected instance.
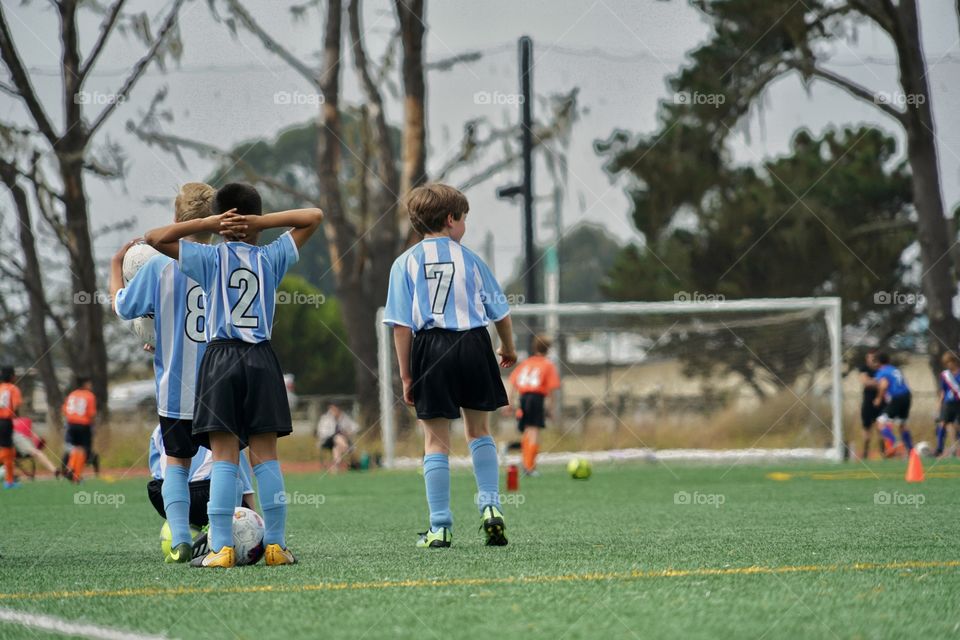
[532,334,552,355]
[405,183,469,235]
[175,182,216,242]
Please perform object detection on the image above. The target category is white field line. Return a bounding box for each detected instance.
[0,607,173,640]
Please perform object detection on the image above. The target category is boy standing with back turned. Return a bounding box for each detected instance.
[384,183,517,548]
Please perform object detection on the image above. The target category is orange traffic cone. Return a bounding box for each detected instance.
[905,448,925,483]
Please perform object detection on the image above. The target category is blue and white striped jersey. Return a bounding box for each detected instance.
[179,232,299,343]
[148,425,254,494]
[383,236,510,332]
[115,254,207,419]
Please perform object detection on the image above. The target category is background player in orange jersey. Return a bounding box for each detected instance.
[63,377,97,483]
[507,335,561,476]
[0,366,23,488]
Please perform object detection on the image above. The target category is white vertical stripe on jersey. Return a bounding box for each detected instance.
[255,248,269,340]
[471,262,486,321]
[218,245,231,341]
[422,241,443,328]
[157,268,176,412]
[448,242,471,328]
[237,244,255,343]
[406,250,423,330]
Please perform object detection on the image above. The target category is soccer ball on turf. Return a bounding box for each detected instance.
[232,507,266,566]
[121,243,160,348]
[567,457,592,480]
[915,441,933,458]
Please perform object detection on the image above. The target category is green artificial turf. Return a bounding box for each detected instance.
[1,459,959,639]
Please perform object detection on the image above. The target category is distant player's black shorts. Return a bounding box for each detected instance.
[147,478,211,528]
[882,393,911,422]
[941,401,960,425]
[65,423,92,452]
[0,419,12,448]
[321,433,348,450]
[861,402,882,429]
[159,416,199,459]
[518,393,546,431]
[192,339,292,449]
[411,327,509,420]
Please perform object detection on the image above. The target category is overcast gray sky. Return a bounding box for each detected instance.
[3,0,959,282]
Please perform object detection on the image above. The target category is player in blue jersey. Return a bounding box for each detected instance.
[935,352,960,457]
[145,182,323,568]
[873,352,913,455]
[110,182,216,563]
[384,183,517,549]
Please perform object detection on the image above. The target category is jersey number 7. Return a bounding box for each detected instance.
[424,262,455,315]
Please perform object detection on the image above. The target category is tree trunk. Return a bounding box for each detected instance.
[316,0,380,422]
[895,0,958,375]
[0,169,64,432]
[396,0,427,247]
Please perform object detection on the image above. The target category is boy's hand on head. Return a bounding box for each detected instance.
[219,209,261,240]
[497,347,517,368]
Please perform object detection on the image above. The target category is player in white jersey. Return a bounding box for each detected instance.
[384,183,517,549]
[145,182,323,568]
[110,183,216,563]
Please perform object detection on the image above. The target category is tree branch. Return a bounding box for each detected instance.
[0,3,59,143]
[88,0,185,138]
[221,0,321,89]
[79,0,127,80]
[808,64,906,124]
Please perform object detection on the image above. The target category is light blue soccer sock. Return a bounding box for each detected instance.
[469,435,501,512]
[423,453,452,531]
[162,465,191,547]
[254,460,287,547]
[208,461,239,551]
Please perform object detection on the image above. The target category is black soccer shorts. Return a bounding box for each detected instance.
[0,419,12,448]
[147,478,211,528]
[192,339,292,449]
[518,393,547,431]
[159,416,199,459]
[941,401,960,425]
[882,392,911,422]
[410,327,508,420]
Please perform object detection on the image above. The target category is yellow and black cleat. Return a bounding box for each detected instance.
[264,543,298,565]
[416,527,452,548]
[480,505,508,546]
[165,542,193,564]
[190,546,236,568]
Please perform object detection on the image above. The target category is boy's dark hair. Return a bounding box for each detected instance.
[214,182,262,216]
[75,376,91,388]
[943,352,960,367]
[405,183,469,235]
[1,366,14,383]
[877,352,891,365]
[532,334,552,355]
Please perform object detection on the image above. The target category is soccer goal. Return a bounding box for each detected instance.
[376,298,843,468]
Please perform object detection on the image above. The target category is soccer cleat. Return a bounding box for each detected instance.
[264,543,297,565]
[416,527,452,548]
[190,546,235,568]
[165,542,192,564]
[3,481,19,489]
[522,469,541,478]
[480,505,508,546]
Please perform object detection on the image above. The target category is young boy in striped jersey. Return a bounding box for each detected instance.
[145,182,323,568]
[873,352,913,455]
[935,352,960,457]
[111,183,216,563]
[384,183,517,548]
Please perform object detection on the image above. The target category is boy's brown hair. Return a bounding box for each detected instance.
[942,352,959,368]
[532,334,552,355]
[405,183,469,235]
[175,182,216,242]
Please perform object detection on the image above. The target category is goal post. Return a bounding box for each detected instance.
[377,298,843,468]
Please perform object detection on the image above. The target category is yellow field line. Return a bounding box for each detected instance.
[1,560,957,602]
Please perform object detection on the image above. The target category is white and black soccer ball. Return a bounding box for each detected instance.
[232,507,265,566]
[121,243,160,348]
[915,441,933,458]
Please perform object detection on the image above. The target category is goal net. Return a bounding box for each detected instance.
[376,298,843,467]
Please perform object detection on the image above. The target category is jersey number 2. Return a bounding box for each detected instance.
[229,269,260,328]
[424,262,455,314]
